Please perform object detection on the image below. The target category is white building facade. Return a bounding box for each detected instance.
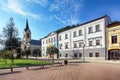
[41,15,111,60]
[41,32,58,58]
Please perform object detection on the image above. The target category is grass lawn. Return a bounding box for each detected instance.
[0,58,50,69]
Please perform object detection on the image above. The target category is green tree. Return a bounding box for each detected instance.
[33,49,39,60]
[3,17,20,50]
[26,50,31,59]
[46,46,59,63]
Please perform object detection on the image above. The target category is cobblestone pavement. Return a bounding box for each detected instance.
[0,63,120,80]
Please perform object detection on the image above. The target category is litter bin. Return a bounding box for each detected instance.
[64,60,68,65]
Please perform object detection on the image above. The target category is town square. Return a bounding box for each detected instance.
[0,0,120,80]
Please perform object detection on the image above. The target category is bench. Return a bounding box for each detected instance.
[0,67,19,72]
[0,64,50,72]
[26,64,49,70]
[51,62,62,66]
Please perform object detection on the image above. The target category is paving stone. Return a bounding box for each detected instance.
[0,63,120,80]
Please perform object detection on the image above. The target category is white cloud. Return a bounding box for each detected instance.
[0,0,41,20]
[7,0,26,16]
[49,0,83,25]
[25,0,48,7]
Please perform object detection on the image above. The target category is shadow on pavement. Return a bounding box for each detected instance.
[0,71,21,75]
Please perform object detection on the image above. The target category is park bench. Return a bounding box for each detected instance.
[0,62,63,73]
[0,64,50,72]
[51,62,62,66]
[0,67,20,72]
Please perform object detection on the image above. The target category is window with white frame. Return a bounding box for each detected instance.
[73,31,77,37]
[79,42,82,47]
[74,42,77,48]
[59,44,62,49]
[89,53,93,57]
[65,43,69,49]
[88,27,93,33]
[43,47,45,51]
[43,41,44,45]
[96,39,100,45]
[79,53,82,57]
[95,52,99,57]
[54,37,55,41]
[60,54,61,57]
[95,24,100,32]
[111,35,117,44]
[59,36,61,41]
[51,38,53,42]
[65,34,68,39]
[79,30,82,36]
[49,39,50,43]
[89,40,92,46]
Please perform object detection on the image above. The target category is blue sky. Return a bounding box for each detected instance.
[0,0,120,40]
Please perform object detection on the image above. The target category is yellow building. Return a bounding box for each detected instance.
[107,22,120,60]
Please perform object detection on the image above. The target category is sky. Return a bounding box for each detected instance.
[0,0,120,40]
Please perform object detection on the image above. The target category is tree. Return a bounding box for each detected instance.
[26,50,31,59]
[46,46,59,63]
[3,17,20,50]
[33,49,39,60]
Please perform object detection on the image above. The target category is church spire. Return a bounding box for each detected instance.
[26,19,29,30]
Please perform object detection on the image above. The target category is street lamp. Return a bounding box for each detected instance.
[13,49,17,64]
[82,42,85,62]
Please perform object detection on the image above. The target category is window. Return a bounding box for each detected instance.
[74,43,77,48]
[27,33,29,38]
[59,44,62,49]
[88,27,93,33]
[65,54,68,57]
[111,35,117,44]
[46,40,47,44]
[43,41,44,45]
[54,37,55,41]
[65,34,68,39]
[73,31,77,37]
[59,36,61,41]
[96,24,100,32]
[96,39,100,45]
[65,44,68,49]
[79,42,82,47]
[51,38,53,42]
[89,53,93,57]
[89,41,92,46]
[79,53,82,57]
[60,54,61,57]
[95,52,99,57]
[43,47,45,51]
[49,39,50,43]
[79,30,82,36]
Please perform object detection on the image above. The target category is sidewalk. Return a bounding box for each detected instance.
[0,62,120,80]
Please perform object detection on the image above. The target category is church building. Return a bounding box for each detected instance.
[21,19,41,55]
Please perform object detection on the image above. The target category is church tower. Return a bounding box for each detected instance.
[23,19,31,45]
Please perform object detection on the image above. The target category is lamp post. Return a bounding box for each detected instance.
[82,42,85,62]
[13,49,17,64]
